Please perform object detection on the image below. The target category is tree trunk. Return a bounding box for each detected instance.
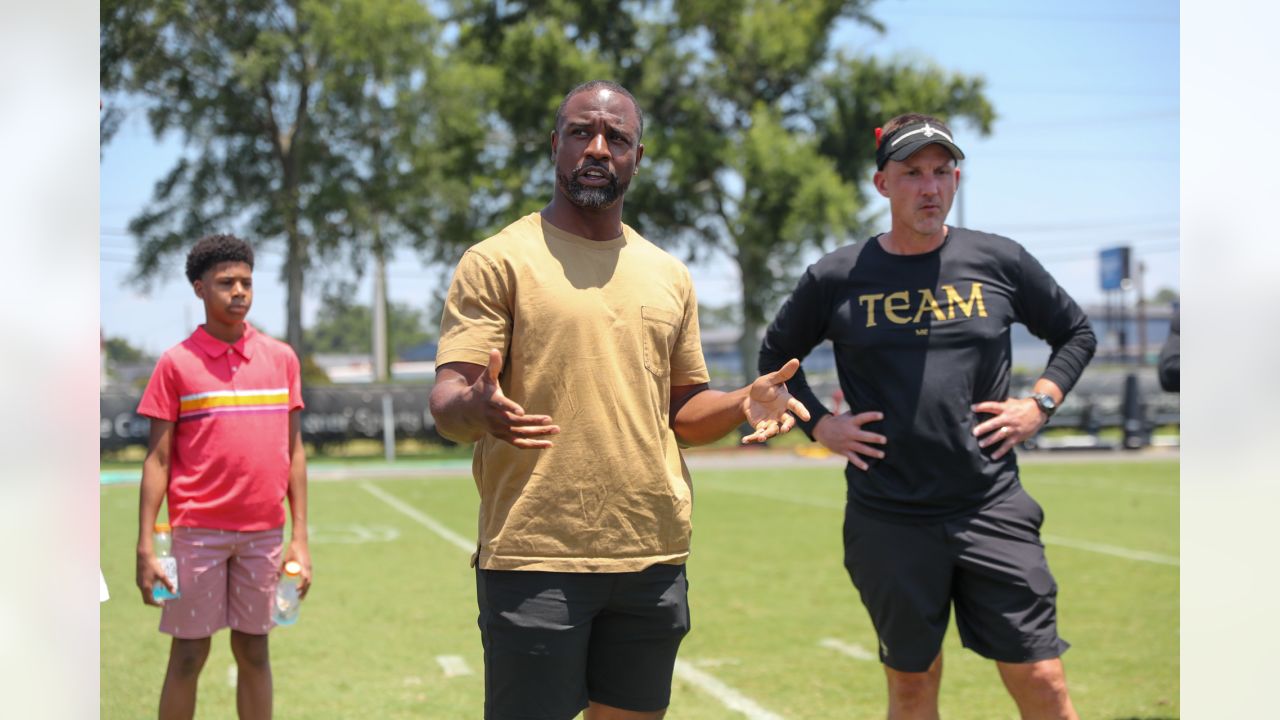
[372,228,390,382]
[736,253,762,389]
[285,215,305,354]
[737,310,761,389]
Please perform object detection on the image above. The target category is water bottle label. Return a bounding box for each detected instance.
[153,556,180,601]
[272,582,300,626]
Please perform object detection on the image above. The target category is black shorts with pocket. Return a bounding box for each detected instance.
[842,486,1069,672]
[476,562,691,720]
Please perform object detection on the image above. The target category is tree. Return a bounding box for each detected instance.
[422,2,997,385]
[305,285,433,358]
[100,0,440,353]
[698,302,742,330]
[444,1,862,383]
[102,336,147,365]
[810,54,996,204]
[626,3,995,383]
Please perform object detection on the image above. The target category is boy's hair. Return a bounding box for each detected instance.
[185,234,255,285]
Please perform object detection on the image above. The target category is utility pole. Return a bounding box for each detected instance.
[372,237,389,383]
[1136,259,1147,365]
[372,224,395,462]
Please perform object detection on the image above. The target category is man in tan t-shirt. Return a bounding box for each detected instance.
[430,80,809,720]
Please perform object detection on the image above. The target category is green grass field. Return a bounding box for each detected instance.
[101,457,1178,719]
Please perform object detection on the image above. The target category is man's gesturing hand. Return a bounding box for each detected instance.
[740,358,811,444]
[474,349,560,449]
[813,411,887,470]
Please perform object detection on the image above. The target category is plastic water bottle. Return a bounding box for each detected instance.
[152,522,180,601]
[272,561,303,626]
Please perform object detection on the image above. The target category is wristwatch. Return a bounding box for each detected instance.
[1029,392,1057,418]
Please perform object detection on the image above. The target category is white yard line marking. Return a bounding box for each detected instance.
[693,658,742,668]
[361,482,784,717]
[818,637,877,661]
[1041,534,1178,566]
[436,655,474,678]
[359,482,474,553]
[673,660,785,720]
[227,664,237,688]
[699,483,1178,566]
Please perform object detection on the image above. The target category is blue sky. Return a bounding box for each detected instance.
[101,0,1178,355]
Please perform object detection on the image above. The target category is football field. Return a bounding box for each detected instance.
[100,456,1178,719]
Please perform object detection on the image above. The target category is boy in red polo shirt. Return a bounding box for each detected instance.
[134,234,311,719]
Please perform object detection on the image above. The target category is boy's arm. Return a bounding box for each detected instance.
[283,409,312,598]
[135,419,174,606]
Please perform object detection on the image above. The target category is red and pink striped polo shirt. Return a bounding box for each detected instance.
[137,323,304,531]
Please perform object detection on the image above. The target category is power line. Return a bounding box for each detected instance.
[978,150,1178,162]
[1033,241,1179,261]
[989,215,1177,233]
[994,110,1179,130]
[878,4,1178,26]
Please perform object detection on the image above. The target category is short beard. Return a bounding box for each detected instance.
[557,168,630,210]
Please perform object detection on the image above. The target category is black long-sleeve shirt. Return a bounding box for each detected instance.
[759,229,1096,521]
[1158,307,1180,392]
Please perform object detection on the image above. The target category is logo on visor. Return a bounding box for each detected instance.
[923,124,935,138]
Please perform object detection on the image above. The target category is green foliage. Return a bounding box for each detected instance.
[103,0,996,385]
[100,0,450,352]
[698,301,742,329]
[103,336,147,364]
[811,53,997,195]
[449,0,620,225]
[299,352,333,386]
[305,286,434,356]
[1151,286,1179,304]
[630,2,994,382]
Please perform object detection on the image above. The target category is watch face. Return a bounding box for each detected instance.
[1035,394,1056,413]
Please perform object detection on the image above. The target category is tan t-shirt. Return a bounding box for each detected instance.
[436,212,710,572]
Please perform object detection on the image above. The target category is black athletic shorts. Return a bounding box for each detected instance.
[475,562,691,720]
[842,486,1070,672]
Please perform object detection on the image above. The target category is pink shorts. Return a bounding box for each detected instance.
[158,526,284,639]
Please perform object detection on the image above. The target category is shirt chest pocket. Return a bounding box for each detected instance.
[641,306,679,378]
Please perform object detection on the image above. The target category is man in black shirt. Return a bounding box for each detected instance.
[1158,306,1180,392]
[759,113,1095,719]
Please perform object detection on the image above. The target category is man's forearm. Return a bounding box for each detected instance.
[429,376,485,443]
[1032,378,1065,404]
[672,387,749,446]
[1042,326,1096,397]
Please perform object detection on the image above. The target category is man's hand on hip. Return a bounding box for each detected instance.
[971,398,1046,459]
[812,411,887,470]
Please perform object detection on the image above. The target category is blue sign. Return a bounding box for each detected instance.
[1100,247,1130,290]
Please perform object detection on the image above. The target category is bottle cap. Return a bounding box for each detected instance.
[154,522,171,533]
[283,561,303,577]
